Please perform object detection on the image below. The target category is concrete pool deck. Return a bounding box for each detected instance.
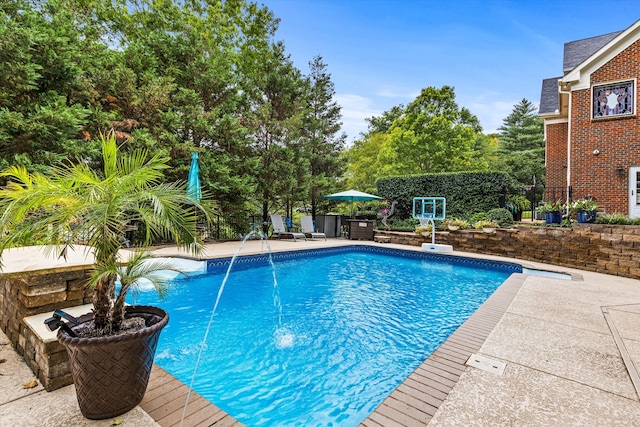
[1,239,639,426]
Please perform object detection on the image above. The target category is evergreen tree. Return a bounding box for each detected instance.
[0,0,346,225]
[497,99,545,188]
[242,43,307,221]
[0,0,107,173]
[302,56,346,216]
[498,98,544,152]
[99,0,275,210]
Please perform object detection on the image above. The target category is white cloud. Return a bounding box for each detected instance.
[335,90,530,141]
[510,19,560,52]
[335,94,382,142]
[375,88,421,99]
[462,93,521,134]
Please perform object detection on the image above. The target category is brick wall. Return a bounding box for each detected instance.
[0,268,92,391]
[569,39,640,214]
[544,121,568,199]
[376,225,640,280]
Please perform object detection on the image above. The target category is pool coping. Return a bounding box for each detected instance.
[141,245,527,427]
[360,272,526,426]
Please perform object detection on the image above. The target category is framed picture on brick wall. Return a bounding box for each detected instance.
[592,80,635,118]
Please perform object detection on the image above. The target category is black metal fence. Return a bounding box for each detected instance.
[544,186,571,203]
[203,212,253,241]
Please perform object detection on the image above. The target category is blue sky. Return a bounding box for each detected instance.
[259,0,640,142]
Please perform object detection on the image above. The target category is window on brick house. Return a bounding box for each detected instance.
[592,81,634,118]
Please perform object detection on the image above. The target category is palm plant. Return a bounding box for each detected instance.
[0,132,211,334]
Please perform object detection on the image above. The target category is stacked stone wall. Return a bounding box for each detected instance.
[375,225,640,280]
[3,227,640,392]
[0,268,92,391]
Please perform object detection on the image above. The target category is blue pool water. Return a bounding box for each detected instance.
[131,246,519,426]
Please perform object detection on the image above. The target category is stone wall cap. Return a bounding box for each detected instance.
[24,304,93,343]
[0,245,134,276]
[0,245,97,275]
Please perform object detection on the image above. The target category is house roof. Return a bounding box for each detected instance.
[563,19,640,89]
[539,20,640,116]
[563,31,623,72]
[539,77,562,115]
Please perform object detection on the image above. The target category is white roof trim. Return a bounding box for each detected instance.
[543,117,569,124]
[539,112,565,120]
[562,19,640,90]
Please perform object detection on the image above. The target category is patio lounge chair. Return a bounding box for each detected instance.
[270,214,307,241]
[300,215,326,241]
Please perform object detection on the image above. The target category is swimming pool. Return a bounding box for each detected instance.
[131,246,521,426]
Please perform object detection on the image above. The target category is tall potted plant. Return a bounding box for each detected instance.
[537,200,564,224]
[0,132,212,419]
[507,194,532,221]
[571,198,599,224]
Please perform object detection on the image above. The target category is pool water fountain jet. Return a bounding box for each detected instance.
[179,230,292,426]
[267,245,295,349]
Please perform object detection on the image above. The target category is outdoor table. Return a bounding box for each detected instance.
[347,219,375,240]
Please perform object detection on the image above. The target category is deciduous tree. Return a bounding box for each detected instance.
[346,86,487,191]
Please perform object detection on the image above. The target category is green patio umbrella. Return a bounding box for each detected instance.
[324,189,382,217]
[186,152,201,202]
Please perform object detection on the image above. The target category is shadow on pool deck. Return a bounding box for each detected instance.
[1,239,640,426]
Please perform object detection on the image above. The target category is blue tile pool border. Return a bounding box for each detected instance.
[205,245,523,276]
[142,245,526,426]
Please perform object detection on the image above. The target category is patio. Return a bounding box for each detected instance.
[1,239,639,426]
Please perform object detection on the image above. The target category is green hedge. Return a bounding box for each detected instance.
[376,171,512,220]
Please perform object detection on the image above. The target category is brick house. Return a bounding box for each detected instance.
[539,19,640,218]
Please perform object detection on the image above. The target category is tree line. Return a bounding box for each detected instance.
[0,0,346,221]
[344,91,545,199]
[1,0,544,223]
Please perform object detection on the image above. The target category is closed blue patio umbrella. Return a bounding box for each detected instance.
[186,152,202,203]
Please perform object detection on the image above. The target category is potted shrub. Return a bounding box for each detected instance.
[473,220,498,233]
[507,194,532,221]
[444,218,468,231]
[571,199,599,223]
[0,132,212,419]
[537,201,564,224]
[415,223,433,237]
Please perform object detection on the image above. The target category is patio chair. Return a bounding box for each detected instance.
[300,215,327,241]
[270,214,307,241]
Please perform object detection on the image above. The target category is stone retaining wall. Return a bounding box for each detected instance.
[375,224,640,280]
[0,267,92,391]
[2,227,639,392]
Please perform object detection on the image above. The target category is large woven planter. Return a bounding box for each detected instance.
[58,306,169,419]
